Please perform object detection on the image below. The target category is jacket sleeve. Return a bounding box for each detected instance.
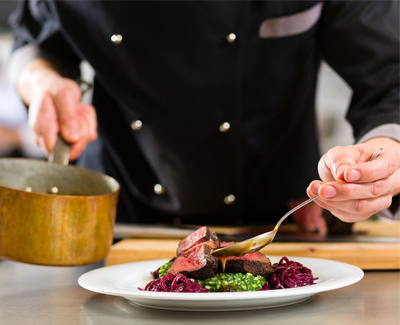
[8,0,81,85]
[317,0,399,143]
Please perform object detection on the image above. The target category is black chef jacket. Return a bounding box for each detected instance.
[9,1,400,225]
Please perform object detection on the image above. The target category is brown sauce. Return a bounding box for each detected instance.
[218,256,227,291]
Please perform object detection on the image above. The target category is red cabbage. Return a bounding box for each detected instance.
[261,256,318,290]
[142,256,317,293]
[140,273,209,293]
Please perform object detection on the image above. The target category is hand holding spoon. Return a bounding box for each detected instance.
[212,148,383,257]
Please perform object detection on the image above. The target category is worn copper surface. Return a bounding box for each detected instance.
[0,158,119,266]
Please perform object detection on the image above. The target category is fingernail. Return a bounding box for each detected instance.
[336,164,350,178]
[347,169,361,182]
[322,185,336,198]
[310,182,321,194]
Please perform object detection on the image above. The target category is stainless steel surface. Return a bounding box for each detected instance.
[213,148,384,257]
[48,135,71,166]
[0,259,398,325]
[114,223,195,239]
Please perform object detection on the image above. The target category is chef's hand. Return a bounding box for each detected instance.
[307,138,400,222]
[16,59,97,160]
[288,199,327,235]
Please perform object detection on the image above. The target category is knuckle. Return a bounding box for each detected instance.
[53,80,80,99]
[382,196,393,210]
[326,146,344,161]
[355,199,368,214]
[387,159,397,176]
[329,145,344,154]
[371,181,385,197]
[55,86,72,100]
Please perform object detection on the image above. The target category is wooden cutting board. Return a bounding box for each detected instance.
[105,220,400,270]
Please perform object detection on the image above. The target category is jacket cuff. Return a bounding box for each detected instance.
[357,123,400,220]
[357,123,400,144]
[7,44,80,86]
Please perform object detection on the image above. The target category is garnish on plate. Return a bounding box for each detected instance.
[140,226,318,292]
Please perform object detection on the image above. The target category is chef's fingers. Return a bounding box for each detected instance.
[342,151,399,184]
[28,92,59,157]
[68,139,87,161]
[289,199,327,235]
[309,167,400,201]
[318,146,360,182]
[290,200,317,232]
[306,194,392,223]
[67,104,97,160]
[307,181,394,222]
[52,78,82,143]
[78,103,98,142]
[320,144,398,183]
[314,209,328,235]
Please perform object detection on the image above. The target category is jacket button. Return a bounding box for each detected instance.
[223,194,235,205]
[131,120,142,130]
[226,33,236,43]
[154,184,165,195]
[219,122,230,132]
[111,34,123,44]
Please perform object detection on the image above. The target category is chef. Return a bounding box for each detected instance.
[7,1,400,233]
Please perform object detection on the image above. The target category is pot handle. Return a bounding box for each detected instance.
[48,135,71,166]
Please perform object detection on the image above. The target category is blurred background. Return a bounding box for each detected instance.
[0,1,44,158]
[0,1,354,160]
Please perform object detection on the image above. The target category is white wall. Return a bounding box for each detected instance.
[316,62,354,154]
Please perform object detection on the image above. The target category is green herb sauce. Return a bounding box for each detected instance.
[196,273,265,292]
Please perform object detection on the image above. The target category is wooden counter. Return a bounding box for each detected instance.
[105,219,400,270]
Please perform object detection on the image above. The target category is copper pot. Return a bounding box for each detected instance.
[0,137,119,266]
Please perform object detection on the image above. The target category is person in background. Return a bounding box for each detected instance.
[7,1,400,233]
[0,55,44,159]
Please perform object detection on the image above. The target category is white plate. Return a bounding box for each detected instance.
[78,256,363,311]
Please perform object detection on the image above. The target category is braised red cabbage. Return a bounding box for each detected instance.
[261,256,318,290]
[140,273,209,293]
[141,256,317,292]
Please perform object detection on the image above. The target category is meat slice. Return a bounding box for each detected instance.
[223,252,274,279]
[176,226,219,255]
[218,241,273,278]
[168,243,219,280]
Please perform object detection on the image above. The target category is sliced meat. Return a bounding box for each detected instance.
[176,226,219,255]
[217,241,273,278]
[222,252,274,279]
[168,243,219,280]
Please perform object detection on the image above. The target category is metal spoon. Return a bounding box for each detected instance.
[212,148,383,257]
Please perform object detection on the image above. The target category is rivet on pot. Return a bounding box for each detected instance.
[24,186,32,192]
[49,186,59,194]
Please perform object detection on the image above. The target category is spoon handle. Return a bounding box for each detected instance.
[274,195,319,230]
